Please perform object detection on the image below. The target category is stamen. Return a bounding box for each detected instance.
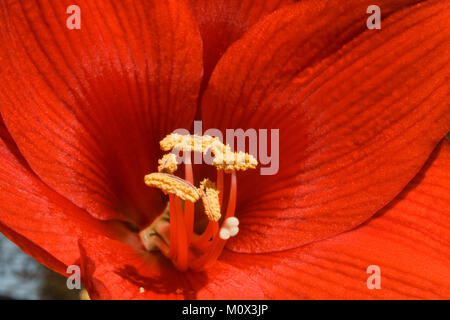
[190,236,226,270]
[224,171,237,220]
[142,134,257,272]
[217,169,224,206]
[158,153,178,173]
[184,163,195,243]
[160,133,258,172]
[173,195,188,271]
[160,133,219,153]
[212,149,258,172]
[199,179,221,222]
[190,171,238,271]
[191,220,218,250]
[169,195,178,260]
[144,173,201,203]
[160,133,184,151]
[190,135,219,153]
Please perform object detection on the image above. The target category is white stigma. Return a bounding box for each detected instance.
[219,217,240,240]
[219,228,231,240]
[229,226,239,237]
[224,217,239,228]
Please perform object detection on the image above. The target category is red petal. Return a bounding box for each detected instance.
[0,0,203,226]
[0,123,122,274]
[189,0,295,98]
[222,140,450,299]
[79,235,264,299]
[202,0,450,252]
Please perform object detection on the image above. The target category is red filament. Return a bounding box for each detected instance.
[161,166,237,271]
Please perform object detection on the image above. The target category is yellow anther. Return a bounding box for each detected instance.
[158,153,178,174]
[199,179,221,222]
[212,149,258,172]
[160,133,220,154]
[144,173,201,203]
[159,133,258,172]
[160,133,184,151]
[181,135,218,153]
[199,135,222,153]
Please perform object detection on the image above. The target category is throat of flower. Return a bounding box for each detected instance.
[139,134,257,271]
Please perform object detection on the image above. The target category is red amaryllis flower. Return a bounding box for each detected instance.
[0,0,449,299]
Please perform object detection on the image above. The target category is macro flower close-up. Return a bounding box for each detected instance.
[0,0,449,300]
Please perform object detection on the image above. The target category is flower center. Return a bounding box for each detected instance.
[139,134,258,271]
